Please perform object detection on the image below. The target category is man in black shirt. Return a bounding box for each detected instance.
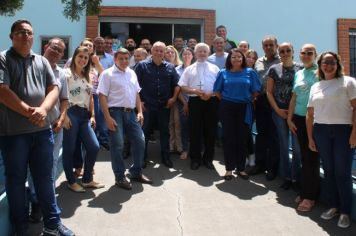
[135,41,180,168]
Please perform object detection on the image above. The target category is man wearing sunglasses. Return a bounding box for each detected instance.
[0,19,74,236]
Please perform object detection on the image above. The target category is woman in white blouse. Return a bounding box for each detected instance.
[62,46,104,192]
[306,51,356,228]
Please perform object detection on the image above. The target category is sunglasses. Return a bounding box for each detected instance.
[279,49,292,54]
[300,51,314,56]
[321,60,337,65]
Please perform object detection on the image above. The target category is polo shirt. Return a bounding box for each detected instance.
[0,48,57,135]
[135,58,179,109]
[97,65,141,109]
[254,55,280,92]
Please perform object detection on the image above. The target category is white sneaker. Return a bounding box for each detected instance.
[337,214,350,228]
[321,208,339,220]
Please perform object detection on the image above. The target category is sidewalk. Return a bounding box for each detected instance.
[30,142,355,236]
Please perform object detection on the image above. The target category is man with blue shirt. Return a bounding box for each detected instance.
[98,48,152,190]
[135,41,180,168]
[208,36,228,69]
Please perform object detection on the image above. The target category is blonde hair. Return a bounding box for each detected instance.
[165,45,182,66]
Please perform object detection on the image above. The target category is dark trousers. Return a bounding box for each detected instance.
[293,115,319,200]
[313,123,354,215]
[0,129,61,233]
[143,107,170,161]
[254,94,279,173]
[220,100,249,171]
[188,97,218,164]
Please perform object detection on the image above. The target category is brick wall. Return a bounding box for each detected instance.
[337,18,356,75]
[86,6,216,46]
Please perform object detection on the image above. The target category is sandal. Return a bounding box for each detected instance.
[297,199,315,212]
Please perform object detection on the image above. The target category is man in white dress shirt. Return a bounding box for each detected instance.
[98,48,152,190]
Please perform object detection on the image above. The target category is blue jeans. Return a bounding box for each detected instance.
[62,106,100,184]
[313,123,355,215]
[93,94,109,145]
[109,108,145,180]
[272,111,301,181]
[143,107,170,161]
[28,129,63,202]
[0,129,61,232]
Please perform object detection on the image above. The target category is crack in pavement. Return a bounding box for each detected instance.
[157,168,184,236]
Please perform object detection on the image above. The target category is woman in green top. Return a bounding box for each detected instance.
[287,44,319,212]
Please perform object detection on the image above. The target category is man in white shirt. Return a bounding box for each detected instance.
[98,48,152,190]
[179,43,220,170]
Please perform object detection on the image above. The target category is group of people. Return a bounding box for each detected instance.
[0,19,355,236]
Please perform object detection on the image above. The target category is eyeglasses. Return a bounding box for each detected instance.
[300,51,314,56]
[49,45,64,54]
[279,49,292,54]
[13,29,33,37]
[321,60,337,65]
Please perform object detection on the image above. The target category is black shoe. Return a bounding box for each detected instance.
[237,171,249,180]
[190,162,200,170]
[128,174,153,184]
[162,159,173,168]
[42,223,75,236]
[265,171,276,181]
[280,180,292,190]
[100,143,110,151]
[115,178,132,190]
[246,165,263,175]
[203,161,215,170]
[223,175,233,181]
[29,202,43,223]
[142,159,148,169]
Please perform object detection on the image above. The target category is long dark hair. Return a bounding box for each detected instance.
[317,51,344,80]
[225,48,247,70]
[70,46,91,83]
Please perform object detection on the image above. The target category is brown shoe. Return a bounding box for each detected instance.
[129,174,153,184]
[82,181,105,189]
[68,183,86,193]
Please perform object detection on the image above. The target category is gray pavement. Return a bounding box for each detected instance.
[30,142,355,236]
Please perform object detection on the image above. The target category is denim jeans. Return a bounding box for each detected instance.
[143,107,170,161]
[313,123,355,215]
[28,129,63,202]
[0,129,61,232]
[272,111,301,181]
[93,94,109,146]
[62,106,100,184]
[109,108,145,180]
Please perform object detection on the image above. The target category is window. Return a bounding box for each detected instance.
[40,36,71,65]
[99,17,203,49]
[349,29,356,78]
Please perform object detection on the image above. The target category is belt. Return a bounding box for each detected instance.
[109,107,134,112]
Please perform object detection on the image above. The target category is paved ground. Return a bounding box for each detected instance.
[29,142,355,236]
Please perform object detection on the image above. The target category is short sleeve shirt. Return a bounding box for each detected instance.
[97,65,141,108]
[267,62,302,109]
[0,48,57,135]
[292,64,318,116]
[254,55,281,92]
[178,61,220,96]
[207,52,228,69]
[64,68,92,109]
[307,76,356,124]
